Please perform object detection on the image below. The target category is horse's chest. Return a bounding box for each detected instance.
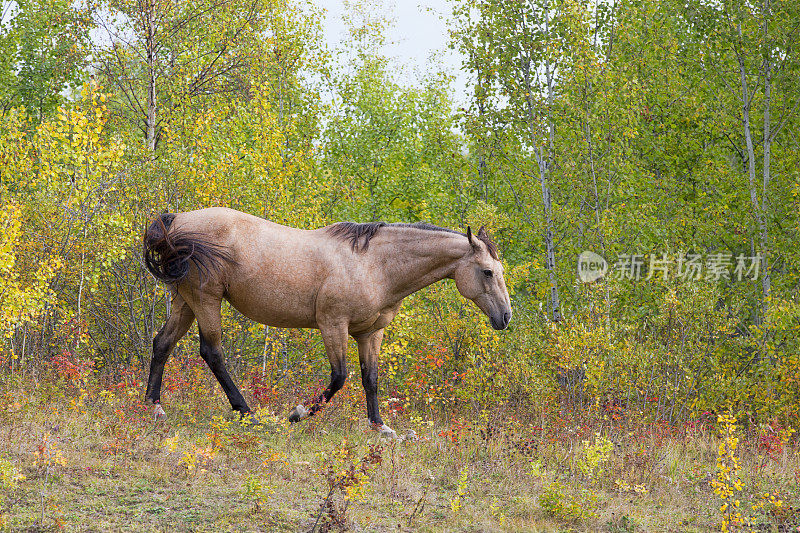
[351,303,400,334]
[371,310,396,329]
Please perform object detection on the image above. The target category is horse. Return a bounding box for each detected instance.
[142,207,512,436]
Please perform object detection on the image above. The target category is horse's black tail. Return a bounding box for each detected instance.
[143,213,233,285]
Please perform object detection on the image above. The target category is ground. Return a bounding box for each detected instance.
[1,372,798,532]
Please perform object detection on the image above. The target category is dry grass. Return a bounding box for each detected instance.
[1,373,799,532]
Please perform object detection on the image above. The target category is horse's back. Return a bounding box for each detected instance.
[172,208,341,328]
[174,207,295,238]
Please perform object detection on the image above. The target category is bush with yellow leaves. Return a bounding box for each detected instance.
[710,412,743,532]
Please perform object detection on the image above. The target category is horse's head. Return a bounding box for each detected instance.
[453,226,512,330]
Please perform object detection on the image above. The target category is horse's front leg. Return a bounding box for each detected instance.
[289,322,348,423]
[356,329,396,438]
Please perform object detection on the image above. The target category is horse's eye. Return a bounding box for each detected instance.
[483,269,493,278]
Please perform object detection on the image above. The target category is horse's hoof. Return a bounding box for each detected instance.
[403,429,417,442]
[288,404,308,424]
[376,424,398,439]
[153,404,166,421]
[240,412,262,427]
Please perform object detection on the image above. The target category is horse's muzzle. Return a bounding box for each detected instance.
[490,311,512,330]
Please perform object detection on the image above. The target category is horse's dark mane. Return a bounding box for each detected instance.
[327,221,498,259]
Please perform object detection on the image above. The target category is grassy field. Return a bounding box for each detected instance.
[1,368,799,533]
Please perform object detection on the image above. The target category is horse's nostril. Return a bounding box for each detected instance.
[503,312,511,326]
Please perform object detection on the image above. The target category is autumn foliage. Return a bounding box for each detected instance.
[1,0,800,530]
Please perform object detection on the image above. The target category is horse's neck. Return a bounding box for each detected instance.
[376,230,468,301]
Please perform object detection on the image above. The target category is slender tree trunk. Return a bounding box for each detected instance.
[21,324,27,378]
[535,145,562,322]
[517,2,563,323]
[585,117,611,331]
[143,0,165,317]
[760,0,772,307]
[737,21,770,324]
[477,154,487,200]
[536,0,562,322]
[77,249,84,352]
[262,325,270,376]
[591,0,612,332]
[145,0,157,152]
[475,65,489,201]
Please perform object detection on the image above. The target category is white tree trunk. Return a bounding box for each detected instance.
[760,0,772,307]
[737,22,770,323]
[541,0,562,322]
[145,0,157,152]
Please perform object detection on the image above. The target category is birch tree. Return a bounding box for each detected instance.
[453,0,568,322]
[687,0,800,322]
[93,0,268,152]
[0,0,90,121]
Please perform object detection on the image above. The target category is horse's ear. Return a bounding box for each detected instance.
[467,226,480,253]
[477,226,489,239]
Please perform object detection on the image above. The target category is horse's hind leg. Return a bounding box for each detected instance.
[193,299,251,414]
[145,292,195,419]
[289,322,348,423]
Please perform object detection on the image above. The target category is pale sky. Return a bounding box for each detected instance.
[316,0,470,103]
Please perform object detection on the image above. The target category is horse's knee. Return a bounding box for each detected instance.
[198,333,220,363]
[362,379,377,396]
[152,334,171,360]
[360,365,378,393]
[331,371,346,392]
[199,338,213,360]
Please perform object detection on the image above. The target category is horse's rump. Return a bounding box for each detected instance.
[143,212,234,285]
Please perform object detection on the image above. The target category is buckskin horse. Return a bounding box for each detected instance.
[142,207,512,436]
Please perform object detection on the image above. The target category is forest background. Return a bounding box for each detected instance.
[1,0,799,530]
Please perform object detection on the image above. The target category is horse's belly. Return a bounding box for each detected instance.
[225,285,318,328]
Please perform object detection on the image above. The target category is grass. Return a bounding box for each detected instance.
[1,367,799,532]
